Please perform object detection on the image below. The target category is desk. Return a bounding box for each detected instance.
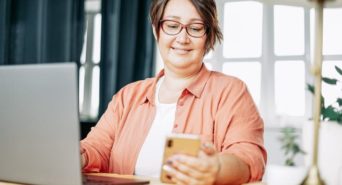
[87,173,266,185]
[86,173,165,185]
[0,173,266,185]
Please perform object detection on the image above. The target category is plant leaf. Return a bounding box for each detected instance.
[285,159,295,166]
[307,84,315,94]
[335,65,342,76]
[323,105,339,121]
[337,112,342,125]
[307,83,325,112]
[322,77,337,85]
[337,98,342,107]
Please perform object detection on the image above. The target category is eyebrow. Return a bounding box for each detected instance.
[163,16,203,23]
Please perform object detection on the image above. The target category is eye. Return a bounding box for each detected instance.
[189,24,204,33]
[165,22,180,30]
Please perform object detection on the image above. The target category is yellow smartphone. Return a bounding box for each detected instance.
[160,133,201,183]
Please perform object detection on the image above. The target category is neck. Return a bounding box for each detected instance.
[162,64,202,92]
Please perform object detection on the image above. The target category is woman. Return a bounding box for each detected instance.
[81,0,267,184]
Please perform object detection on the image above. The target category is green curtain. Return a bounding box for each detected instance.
[0,0,85,65]
[99,0,155,115]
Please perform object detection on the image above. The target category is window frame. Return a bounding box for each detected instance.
[207,0,342,127]
[79,0,102,122]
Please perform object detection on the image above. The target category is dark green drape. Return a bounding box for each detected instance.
[0,0,84,65]
[99,0,155,115]
[0,0,9,63]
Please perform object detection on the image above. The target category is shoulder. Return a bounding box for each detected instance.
[207,70,247,91]
[121,77,155,93]
[114,77,156,104]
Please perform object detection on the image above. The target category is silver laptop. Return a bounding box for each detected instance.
[0,63,149,185]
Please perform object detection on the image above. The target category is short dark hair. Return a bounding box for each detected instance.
[150,0,223,54]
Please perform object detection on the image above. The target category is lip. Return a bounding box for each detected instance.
[171,47,192,54]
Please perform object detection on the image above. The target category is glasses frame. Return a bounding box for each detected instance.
[159,20,207,38]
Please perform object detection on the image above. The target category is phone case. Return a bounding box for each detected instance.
[160,134,201,183]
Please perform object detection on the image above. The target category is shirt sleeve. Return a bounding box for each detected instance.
[216,79,267,181]
[223,143,267,182]
[80,94,122,172]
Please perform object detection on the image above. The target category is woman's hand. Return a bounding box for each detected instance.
[163,142,221,185]
[80,148,87,168]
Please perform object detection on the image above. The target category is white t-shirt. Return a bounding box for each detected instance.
[134,77,176,178]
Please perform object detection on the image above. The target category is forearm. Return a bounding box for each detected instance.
[80,141,110,172]
[215,153,250,185]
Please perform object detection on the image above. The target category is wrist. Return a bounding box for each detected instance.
[215,155,222,178]
[213,155,224,185]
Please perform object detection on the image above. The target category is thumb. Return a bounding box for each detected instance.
[201,142,216,156]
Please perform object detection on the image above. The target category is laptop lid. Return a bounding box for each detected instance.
[0,63,83,185]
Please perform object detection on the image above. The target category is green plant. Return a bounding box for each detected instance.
[279,127,306,166]
[307,65,342,125]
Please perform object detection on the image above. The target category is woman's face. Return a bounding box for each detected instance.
[156,0,207,75]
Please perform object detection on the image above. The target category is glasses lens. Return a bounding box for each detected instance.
[161,20,206,37]
[162,21,181,35]
[187,23,206,37]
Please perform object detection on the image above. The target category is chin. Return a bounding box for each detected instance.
[170,57,193,65]
[170,59,202,69]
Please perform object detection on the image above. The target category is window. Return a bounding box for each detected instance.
[223,1,262,58]
[79,0,102,121]
[201,0,342,126]
[274,61,305,116]
[221,1,262,106]
[322,9,342,55]
[274,5,304,56]
[273,5,306,118]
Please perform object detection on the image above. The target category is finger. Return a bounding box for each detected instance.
[170,154,211,173]
[171,158,208,180]
[166,155,219,185]
[197,151,221,177]
[201,142,216,156]
[163,165,202,185]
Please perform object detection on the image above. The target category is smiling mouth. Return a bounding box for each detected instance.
[171,47,192,54]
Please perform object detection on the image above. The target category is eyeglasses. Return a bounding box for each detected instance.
[160,20,207,38]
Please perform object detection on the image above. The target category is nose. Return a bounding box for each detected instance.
[176,28,190,44]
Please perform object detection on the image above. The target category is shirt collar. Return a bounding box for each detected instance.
[141,64,211,105]
[141,70,165,105]
[186,64,211,98]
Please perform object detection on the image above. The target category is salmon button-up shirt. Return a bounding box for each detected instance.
[81,65,267,181]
